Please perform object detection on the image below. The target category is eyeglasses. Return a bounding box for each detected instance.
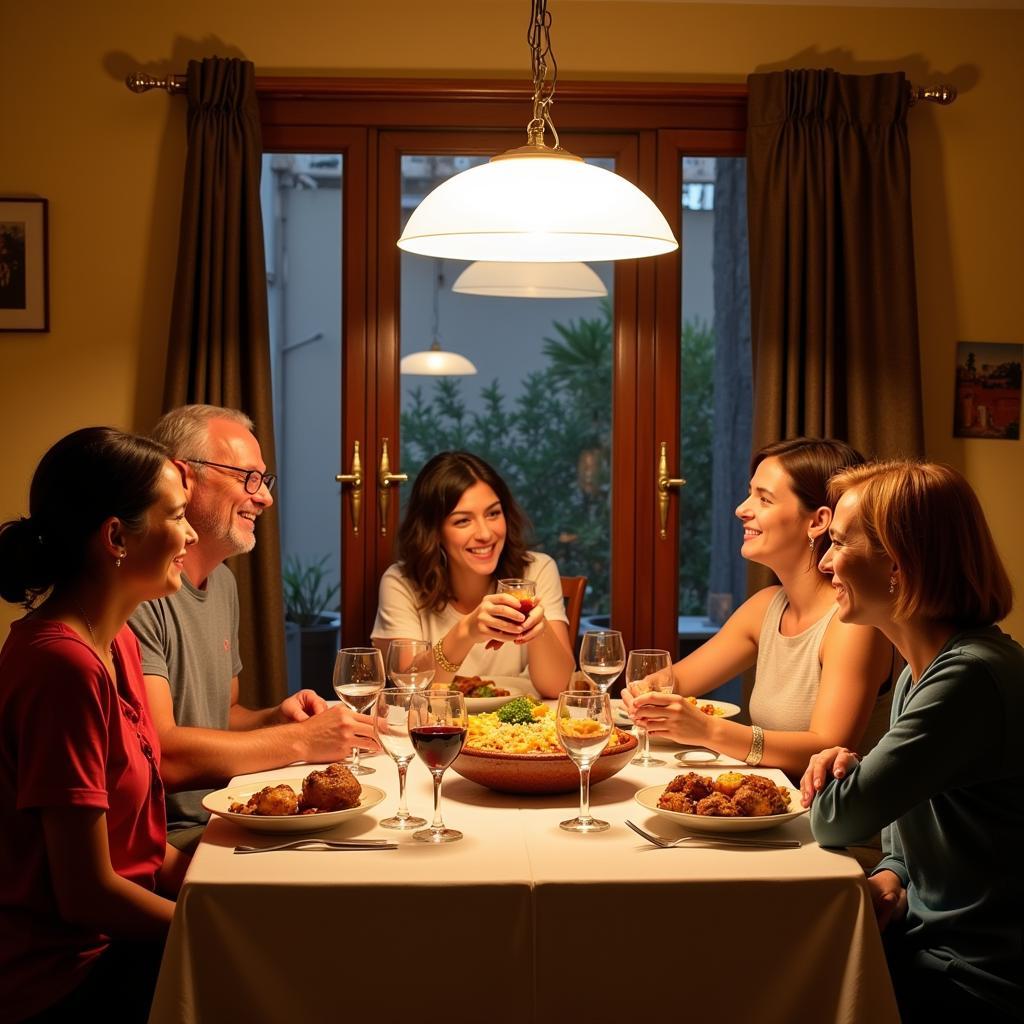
[186,459,277,495]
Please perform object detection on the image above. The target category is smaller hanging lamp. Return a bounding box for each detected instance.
[452,261,607,299]
[400,262,478,376]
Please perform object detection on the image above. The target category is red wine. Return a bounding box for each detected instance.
[411,726,467,771]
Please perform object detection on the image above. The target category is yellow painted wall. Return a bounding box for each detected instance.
[1,1,1022,638]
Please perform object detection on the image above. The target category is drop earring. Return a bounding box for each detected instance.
[115,551,126,569]
[888,576,896,594]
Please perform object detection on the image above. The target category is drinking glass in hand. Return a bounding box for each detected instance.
[373,690,428,830]
[555,690,614,833]
[332,647,385,776]
[387,639,435,691]
[625,649,673,767]
[486,577,538,650]
[579,630,626,694]
[409,691,468,843]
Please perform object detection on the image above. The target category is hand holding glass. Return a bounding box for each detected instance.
[556,690,614,833]
[486,578,538,650]
[409,691,468,843]
[332,647,385,776]
[373,690,428,830]
[626,649,673,767]
[387,639,435,691]
[579,630,626,694]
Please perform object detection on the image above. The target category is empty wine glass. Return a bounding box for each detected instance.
[332,647,385,776]
[555,690,613,833]
[409,690,468,843]
[373,689,428,830]
[486,577,538,650]
[625,649,673,767]
[579,630,626,694]
[386,639,435,691]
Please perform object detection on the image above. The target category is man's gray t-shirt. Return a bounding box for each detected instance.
[129,566,242,832]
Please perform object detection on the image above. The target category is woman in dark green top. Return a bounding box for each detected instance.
[801,461,1022,1023]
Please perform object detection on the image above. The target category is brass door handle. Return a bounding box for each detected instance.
[378,437,408,535]
[657,440,686,540]
[335,441,363,535]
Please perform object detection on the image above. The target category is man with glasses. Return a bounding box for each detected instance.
[130,404,377,851]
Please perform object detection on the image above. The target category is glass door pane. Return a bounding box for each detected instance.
[398,154,616,642]
[263,152,343,694]
[677,154,751,701]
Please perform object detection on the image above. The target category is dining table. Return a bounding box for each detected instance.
[149,731,900,1024]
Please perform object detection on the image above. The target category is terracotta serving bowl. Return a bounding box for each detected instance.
[451,731,638,795]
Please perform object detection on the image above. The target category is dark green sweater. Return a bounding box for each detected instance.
[811,626,1024,1017]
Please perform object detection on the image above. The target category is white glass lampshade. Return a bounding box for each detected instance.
[397,151,678,262]
[452,260,607,299]
[400,342,477,376]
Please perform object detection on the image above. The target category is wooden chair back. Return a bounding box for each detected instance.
[560,575,587,648]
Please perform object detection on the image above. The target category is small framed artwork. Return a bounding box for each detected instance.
[953,341,1022,440]
[0,197,49,332]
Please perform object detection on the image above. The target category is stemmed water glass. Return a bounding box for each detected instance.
[579,630,626,694]
[332,647,385,776]
[555,690,614,833]
[409,690,468,843]
[373,689,428,830]
[386,639,435,691]
[625,649,673,767]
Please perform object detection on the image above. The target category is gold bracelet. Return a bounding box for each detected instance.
[745,724,765,766]
[432,638,462,674]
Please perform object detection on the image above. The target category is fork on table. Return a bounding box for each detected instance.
[625,820,800,850]
[233,837,397,854]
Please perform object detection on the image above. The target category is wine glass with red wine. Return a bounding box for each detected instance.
[486,577,539,650]
[409,690,468,843]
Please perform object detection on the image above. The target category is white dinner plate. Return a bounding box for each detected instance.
[203,777,386,834]
[633,770,807,833]
[461,677,532,714]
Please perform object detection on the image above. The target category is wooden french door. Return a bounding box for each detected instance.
[260,79,747,654]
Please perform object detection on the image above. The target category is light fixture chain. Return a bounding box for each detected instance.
[528,0,560,149]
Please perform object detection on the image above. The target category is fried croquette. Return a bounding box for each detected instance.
[230,784,299,816]
[733,778,790,816]
[712,772,746,797]
[664,772,716,801]
[657,792,696,814]
[300,762,361,812]
[695,792,741,816]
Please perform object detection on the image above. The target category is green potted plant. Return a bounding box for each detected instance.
[283,554,341,699]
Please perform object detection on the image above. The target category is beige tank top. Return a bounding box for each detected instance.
[748,588,894,754]
[748,589,837,732]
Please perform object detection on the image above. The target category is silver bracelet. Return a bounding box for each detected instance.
[744,724,765,766]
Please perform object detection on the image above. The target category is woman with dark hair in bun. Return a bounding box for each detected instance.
[0,426,197,1022]
[372,451,574,698]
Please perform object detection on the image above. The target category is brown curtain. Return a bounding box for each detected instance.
[164,57,285,708]
[746,69,924,461]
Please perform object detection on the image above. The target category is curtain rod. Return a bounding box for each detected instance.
[124,72,957,106]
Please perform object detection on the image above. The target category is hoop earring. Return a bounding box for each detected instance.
[888,576,896,594]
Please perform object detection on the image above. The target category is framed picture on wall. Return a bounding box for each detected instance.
[0,197,49,332]
[953,341,1022,440]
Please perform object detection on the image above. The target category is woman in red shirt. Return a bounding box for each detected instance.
[0,426,197,1022]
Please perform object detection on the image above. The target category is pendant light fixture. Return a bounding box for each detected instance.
[397,0,678,263]
[400,261,478,376]
[452,260,607,299]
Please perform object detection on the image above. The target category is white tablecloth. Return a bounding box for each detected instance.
[150,747,899,1024]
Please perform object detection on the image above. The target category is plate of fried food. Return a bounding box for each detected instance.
[203,762,386,834]
[451,674,531,713]
[633,769,807,833]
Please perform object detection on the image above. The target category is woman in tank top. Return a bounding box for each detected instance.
[625,437,894,778]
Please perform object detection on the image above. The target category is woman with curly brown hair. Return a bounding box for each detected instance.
[372,451,574,698]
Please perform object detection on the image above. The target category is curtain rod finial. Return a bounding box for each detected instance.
[126,71,186,94]
[909,83,957,106]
